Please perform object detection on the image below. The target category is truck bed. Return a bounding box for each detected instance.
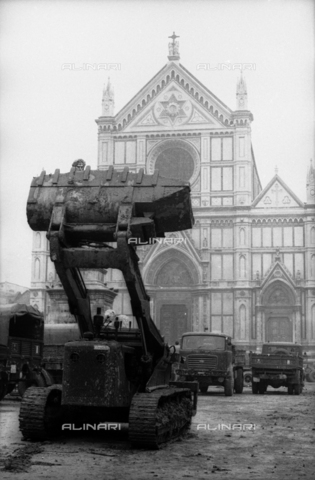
[250,353,303,370]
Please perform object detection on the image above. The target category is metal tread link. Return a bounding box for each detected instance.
[19,385,62,440]
[128,387,193,449]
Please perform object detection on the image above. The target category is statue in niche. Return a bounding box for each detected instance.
[275,248,281,262]
[203,237,208,247]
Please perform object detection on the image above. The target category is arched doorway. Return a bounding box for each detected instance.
[262,282,295,342]
[160,304,188,344]
[145,249,200,345]
[266,317,292,342]
[156,260,192,343]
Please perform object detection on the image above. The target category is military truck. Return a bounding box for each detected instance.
[249,342,304,395]
[0,304,53,399]
[176,332,245,396]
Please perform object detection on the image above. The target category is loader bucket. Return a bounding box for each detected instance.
[27,166,194,243]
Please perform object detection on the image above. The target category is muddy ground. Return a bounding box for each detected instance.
[0,384,314,480]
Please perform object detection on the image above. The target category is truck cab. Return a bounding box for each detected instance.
[176,332,244,396]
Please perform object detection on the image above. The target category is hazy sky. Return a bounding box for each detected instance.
[0,0,314,287]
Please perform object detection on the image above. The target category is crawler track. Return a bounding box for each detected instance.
[128,387,193,449]
[19,385,63,440]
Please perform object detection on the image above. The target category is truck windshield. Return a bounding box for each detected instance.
[262,345,301,355]
[182,335,225,350]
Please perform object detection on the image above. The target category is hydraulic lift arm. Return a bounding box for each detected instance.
[28,166,194,359]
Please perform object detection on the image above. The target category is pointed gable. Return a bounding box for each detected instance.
[141,231,202,286]
[252,175,303,209]
[125,81,224,132]
[114,62,233,132]
[260,259,297,291]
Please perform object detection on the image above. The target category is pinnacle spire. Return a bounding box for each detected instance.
[237,69,247,95]
[104,77,114,97]
[236,70,248,110]
[307,159,314,184]
[102,77,115,116]
[306,159,315,204]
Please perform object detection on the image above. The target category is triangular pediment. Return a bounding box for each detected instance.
[261,260,296,290]
[252,175,303,209]
[114,62,233,133]
[124,82,224,132]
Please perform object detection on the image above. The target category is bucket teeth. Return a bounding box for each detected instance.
[27,167,194,241]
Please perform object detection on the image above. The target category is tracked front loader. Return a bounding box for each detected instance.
[19,165,198,448]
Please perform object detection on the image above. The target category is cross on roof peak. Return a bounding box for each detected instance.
[168,32,180,44]
[168,32,180,61]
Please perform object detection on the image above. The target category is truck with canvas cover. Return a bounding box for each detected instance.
[249,342,304,395]
[176,332,245,396]
[0,304,53,399]
[19,163,198,448]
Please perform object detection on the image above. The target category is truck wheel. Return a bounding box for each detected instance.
[288,385,294,395]
[200,385,208,394]
[234,369,244,394]
[224,373,234,397]
[294,384,301,395]
[244,373,252,384]
[258,382,265,394]
[308,370,315,383]
[252,382,258,394]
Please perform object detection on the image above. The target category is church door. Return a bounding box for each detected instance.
[160,304,188,344]
[266,317,292,342]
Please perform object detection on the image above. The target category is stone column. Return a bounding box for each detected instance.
[294,307,301,343]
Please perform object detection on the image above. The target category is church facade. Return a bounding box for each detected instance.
[30,37,315,353]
